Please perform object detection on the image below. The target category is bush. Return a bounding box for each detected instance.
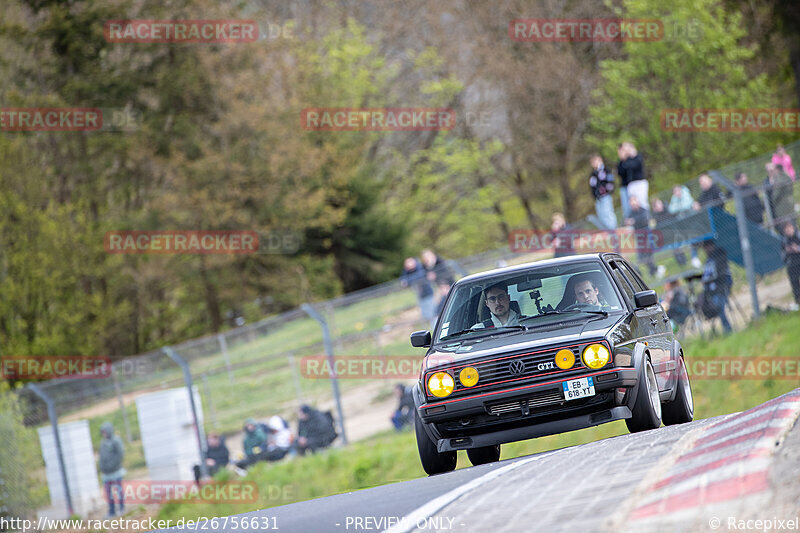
[0,382,47,518]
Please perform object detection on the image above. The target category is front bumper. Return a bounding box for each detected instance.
[415,350,647,451]
[436,406,632,452]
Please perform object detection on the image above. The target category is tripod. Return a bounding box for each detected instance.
[663,270,706,340]
[719,290,748,330]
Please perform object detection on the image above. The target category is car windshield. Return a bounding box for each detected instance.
[436,260,623,342]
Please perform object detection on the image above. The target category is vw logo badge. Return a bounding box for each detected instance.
[509,360,526,375]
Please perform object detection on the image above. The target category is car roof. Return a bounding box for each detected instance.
[456,253,618,285]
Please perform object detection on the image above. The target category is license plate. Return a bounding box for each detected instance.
[562,377,595,400]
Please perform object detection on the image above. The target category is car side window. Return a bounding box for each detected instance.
[617,262,648,292]
[610,262,636,303]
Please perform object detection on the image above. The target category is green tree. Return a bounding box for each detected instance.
[589,0,783,188]
[389,137,511,257]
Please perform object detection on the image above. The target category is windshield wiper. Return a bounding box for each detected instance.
[520,309,608,322]
[439,324,528,341]
[486,325,529,332]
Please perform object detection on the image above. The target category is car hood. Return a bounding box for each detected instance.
[426,313,624,371]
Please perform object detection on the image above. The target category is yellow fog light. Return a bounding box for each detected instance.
[459,367,479,387]
[555,349,575,370]
[582,343,610,369]
[428,372,455,398]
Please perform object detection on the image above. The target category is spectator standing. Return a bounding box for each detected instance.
[434,279,452,318]
[772,144,796,181]
[193,432,229,482]
[653,197,689,268]
[734,172,764,225]
[421,249,453,329]
[665,184,700,266]
[693,174,730,269]
[551,213,574,257]
[297,405,337,455]
[391,384,416,431]
[651,198,671,225]
[420,249,453,286]
[624,196,657,276]
[589,154,617,230]
[617,142,647,219]
[401,257,435,324]
[693,174,727,210]
[668,185,694,216]
[699,240,733,333]
[780,222,800,311]
[764,163,795,224]
[98,422,125,518]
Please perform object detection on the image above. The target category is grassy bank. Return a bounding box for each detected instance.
[157,311,800,523]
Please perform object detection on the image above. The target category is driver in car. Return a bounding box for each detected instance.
[572,275,608,307]
[472,283,520,329]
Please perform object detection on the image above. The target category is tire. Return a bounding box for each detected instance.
[414,410,457,475]
[467,445,501,466]
[625,357,662,433]
[662,356,694,425]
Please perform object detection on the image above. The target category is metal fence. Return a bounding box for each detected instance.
[4,141,799,520]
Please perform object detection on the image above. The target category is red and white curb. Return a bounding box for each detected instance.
[628,389,800,525]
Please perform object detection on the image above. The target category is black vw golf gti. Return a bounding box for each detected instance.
[410,253,694,475]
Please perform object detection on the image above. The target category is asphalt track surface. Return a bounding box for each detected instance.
[160,388,800,533]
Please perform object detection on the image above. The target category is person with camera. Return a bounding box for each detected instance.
[698,240,733,333]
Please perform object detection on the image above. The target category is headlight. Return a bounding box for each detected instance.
[428,372,455,398]
[459,367,479,387]
[582,344,610,369]
[555,349,575,370]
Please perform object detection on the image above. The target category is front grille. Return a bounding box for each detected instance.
[453,346,585,393]
[487,402,523,415]
[485,388,564,415]
[437,392,615,437]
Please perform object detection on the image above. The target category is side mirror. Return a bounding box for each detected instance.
[410,330,432,348]
[634,290,658,309]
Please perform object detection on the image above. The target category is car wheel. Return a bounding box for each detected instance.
[625,357,662,433]
[467,445,501,466]
[662,356,694,425]
[414,410,457,475]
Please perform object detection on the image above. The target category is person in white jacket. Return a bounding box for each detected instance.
[667,185,694,215]
[265,415,294,461]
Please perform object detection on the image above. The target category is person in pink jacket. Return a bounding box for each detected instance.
[772,144,796,181]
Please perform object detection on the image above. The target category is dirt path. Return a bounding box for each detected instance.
[61,388,160,422]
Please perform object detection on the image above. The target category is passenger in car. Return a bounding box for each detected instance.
[571,275,609,307]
